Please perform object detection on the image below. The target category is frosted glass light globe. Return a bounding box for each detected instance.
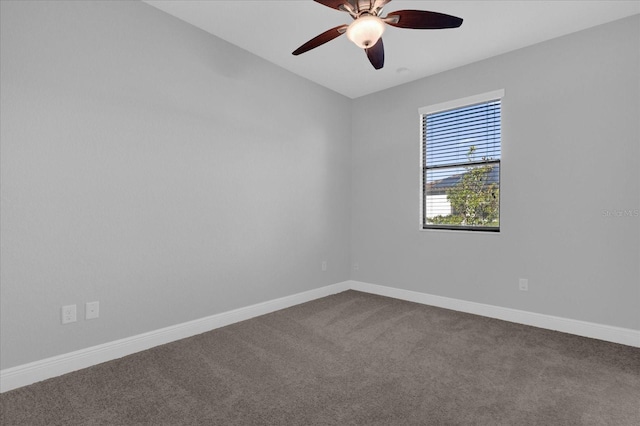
[346,15,385,49]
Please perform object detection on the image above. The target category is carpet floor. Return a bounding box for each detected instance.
[1,290,639,425]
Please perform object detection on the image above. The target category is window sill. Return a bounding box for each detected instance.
[420,226,500,234]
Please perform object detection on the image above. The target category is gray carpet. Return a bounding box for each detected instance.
[1,290,639,425]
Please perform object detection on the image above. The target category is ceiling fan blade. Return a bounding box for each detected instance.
[292,25,348,56]
[313,0,349,11]
[384,10,463,29]
[365,38,384,70]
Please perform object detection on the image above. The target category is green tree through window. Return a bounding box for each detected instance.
[430,147,499,227]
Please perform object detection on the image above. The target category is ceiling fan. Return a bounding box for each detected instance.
[292,0,463,70]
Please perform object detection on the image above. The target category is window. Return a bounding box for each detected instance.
[420,90,503,231]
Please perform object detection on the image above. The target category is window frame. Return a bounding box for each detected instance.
[419,89,504,233]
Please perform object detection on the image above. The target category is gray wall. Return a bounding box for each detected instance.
[351,15,639,330]
[1,1,638,371]
[0,1,352,369]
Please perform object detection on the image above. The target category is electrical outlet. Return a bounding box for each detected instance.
[86,301,99,320]
[353,263,360,271]
[321,261,327,271]
[519,278,529,292]
[61,305,77,324]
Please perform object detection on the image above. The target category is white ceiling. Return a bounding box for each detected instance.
[144,0,640,99]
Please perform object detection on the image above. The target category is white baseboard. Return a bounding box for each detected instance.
[0,281,350,393]
[3,279,638,393]
[347,280,640,349]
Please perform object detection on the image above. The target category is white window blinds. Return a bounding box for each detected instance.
[421,91,503,231]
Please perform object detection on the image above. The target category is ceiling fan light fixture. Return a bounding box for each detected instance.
[346,15,385,49]
[292,1,463,70]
